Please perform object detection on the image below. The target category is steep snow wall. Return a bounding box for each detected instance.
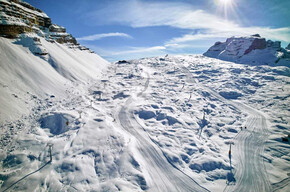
[0,35,109,122]
[0,0,110,123]
[203,34,290,66]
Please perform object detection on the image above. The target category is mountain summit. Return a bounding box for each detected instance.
[203,34,290,66]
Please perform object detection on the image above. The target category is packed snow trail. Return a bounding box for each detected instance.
[201,86,272,192]
[118,74,209,192]
[224,102,271,192]
[181,64,271,191]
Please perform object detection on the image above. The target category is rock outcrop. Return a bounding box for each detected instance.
[0,0,89,50]
[203,34,289,66]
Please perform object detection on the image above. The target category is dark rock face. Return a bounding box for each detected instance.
[0,24,32,38]
[244,38,267,54]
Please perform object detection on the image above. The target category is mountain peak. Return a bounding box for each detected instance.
[203,34,290,66]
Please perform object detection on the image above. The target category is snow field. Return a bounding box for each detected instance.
[0,46,289,191]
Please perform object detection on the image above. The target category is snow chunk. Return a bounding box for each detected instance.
[15,33,48,55]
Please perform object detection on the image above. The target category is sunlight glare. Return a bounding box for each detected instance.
[216,0,235,19]
[220,0,232,6]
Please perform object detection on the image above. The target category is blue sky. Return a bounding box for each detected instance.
[26,0,290,61]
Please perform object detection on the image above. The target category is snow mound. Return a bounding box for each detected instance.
[204,34,290,66]
[15,33,48,55]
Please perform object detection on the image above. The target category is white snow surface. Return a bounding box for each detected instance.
[0,44,289,192]
[0,34,109,122]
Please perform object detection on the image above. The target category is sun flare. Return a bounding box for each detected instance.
[216,0,235,19]
[220,0,232,5]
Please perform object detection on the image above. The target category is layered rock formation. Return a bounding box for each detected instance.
[0,0,86,49]
[204,34,290,66]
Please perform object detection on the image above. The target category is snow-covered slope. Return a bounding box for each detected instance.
[0,0,109,122]
[0,34,108,122]
[1,53,289,191]
[1,1,289,191]
[204,34,290,66]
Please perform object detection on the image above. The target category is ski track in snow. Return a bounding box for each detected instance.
[1,53,289,191]
[224,102,271,192]
[117,73,209,192]
[182,64,272,192]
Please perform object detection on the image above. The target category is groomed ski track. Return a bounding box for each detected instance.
[181,63,271,192]
[223,102,272,192]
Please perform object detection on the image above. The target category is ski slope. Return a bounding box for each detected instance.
[0,51,289,191]
[224,102,271,192]
[118,72,209,191]
[182,60,274,192]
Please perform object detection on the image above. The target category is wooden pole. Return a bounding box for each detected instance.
[48,144,53,162]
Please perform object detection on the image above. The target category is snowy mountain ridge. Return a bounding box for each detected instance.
[204,34,290,66]
[0,0,109,122]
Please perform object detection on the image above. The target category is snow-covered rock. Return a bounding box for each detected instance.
[0,0,79,45]
[15,33,48,55]
[203,34,290,66]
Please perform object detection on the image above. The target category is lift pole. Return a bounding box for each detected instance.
[48,144,53,163]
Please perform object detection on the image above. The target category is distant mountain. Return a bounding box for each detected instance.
[0,0,109,121]
[203,34,290,66]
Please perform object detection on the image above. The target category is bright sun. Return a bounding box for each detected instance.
[216,0,235,19]
[220,0,232,5]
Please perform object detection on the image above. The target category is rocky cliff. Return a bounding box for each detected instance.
[203,34,290,66]
[0,0,86,48]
